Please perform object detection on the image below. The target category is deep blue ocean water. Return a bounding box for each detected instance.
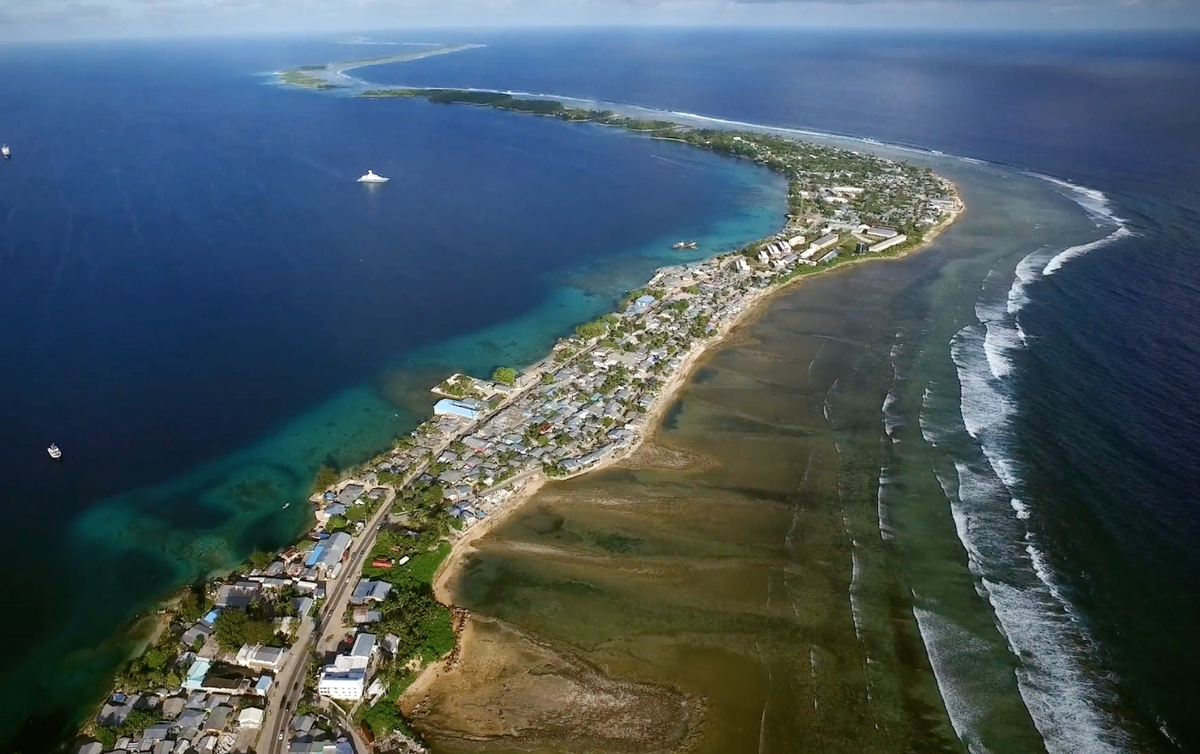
[1,29,1198,752]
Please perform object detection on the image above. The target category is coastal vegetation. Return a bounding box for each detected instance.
[491,366,518,386]
[76,64,962,754]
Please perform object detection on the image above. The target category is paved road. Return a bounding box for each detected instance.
[255,363,583,754]
[259,489,396,754]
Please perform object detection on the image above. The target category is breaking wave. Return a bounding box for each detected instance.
[926,172,1135,751]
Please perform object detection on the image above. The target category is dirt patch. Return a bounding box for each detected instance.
[402,617,701,752]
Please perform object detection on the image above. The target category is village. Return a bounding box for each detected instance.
[74,130,960,754]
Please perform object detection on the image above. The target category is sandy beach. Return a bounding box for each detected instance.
[403,200,964,720]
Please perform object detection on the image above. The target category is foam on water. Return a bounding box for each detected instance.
[911,604,996,754]
[877,465,896,541]
[930,250,1133,751]
[1025,172,1133,275]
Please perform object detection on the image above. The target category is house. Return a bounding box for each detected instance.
[77,743,103,754]
[181,621,213,647]
[98,702,131,726]
[351,606,382,624]
[433,399,481,421]
[182,659,211,691]
[234,644,286,672]
[628,294,657,315]
[214,581,260,609]
[176,709,205,730]
[254,676,273,696]
[819,250,840,264]
[238,707,264,728]
[293,596,314,617]
[462,436,489,452]
[206,705,231,732]
[161,696,186,719]
[351,579,392,604]
[382,634,401,657]
[143,724,171,744]
[787,234,807,248]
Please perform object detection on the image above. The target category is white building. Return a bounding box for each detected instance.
[864,226,899,239]
[234,644,286,672]
[238,707,264,729]
[317,668,366,701]
[869,234,908,253]
[807,233,840,254]
[317,633,377,701]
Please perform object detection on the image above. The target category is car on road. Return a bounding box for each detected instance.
[278,732,285,741]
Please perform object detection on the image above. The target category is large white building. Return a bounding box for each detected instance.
[317,633,377,701]
[316,668,366,701]
[234,643,286,672]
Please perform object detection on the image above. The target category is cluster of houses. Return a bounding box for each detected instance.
[81,129,959,754]
[87,688,267,754]
[353,170,958,539]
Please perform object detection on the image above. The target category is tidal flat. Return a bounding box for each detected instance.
[403,159,1111,753]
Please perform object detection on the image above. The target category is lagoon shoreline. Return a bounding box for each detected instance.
[73,66,962,753]
[403,197,963,730]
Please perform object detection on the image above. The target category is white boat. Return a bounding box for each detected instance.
[282,502,290,509]
[1,145,9,159]
[671,241,698,250]
[357,170,388,183]
[47,443,62,460]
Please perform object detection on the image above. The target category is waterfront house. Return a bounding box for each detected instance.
[869,234,908,253]
[214,581,260,609]
[434,398,481,421]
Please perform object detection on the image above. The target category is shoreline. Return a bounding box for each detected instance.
[405,199,963,710]
[77,71,964,753]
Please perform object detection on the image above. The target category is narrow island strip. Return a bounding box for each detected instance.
[77,78,962,754]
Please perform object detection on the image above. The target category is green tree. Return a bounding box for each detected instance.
[311,464,340,494]
[247,550,275,571]
[213,609,276,652]
[491,366,518,386]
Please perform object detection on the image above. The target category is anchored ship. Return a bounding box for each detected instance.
[1,145,10,160]
[672,241,698,250]
[357,170,388,183]
[47,443,62,460]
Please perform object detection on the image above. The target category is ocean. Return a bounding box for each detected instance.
[1,28,1198,753]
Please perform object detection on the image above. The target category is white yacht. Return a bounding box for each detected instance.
[47,443,62,460]
[357,170,388,183]
[1,145,9,160]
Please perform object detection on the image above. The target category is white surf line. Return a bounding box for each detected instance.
[1022,171,1134,276]
[754,639,772,754]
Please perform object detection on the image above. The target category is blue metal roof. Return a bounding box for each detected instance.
[305,545,326,567]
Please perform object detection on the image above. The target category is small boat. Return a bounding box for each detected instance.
[1,145,9,160]
[357,170,389,183]
[282,502,290,509]
[671,241,698,250]
[47,443,62,460]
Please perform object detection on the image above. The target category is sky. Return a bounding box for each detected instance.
[0,0,1197,41]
